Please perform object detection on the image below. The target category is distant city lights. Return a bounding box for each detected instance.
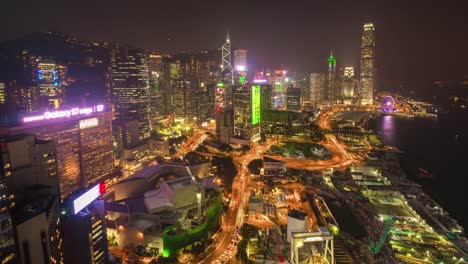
[235,65,246,72]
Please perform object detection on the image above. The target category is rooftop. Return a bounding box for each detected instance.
[166,176,197,190]
[288,209,307,220]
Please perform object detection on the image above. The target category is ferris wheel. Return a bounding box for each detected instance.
[381,96,396,112]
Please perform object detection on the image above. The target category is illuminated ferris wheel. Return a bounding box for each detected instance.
[381,96,396,112]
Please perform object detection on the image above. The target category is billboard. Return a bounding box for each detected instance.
[23,104,104,123]
[252,85,261,125]
[73,182,106,214]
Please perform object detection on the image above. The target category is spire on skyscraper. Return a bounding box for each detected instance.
[328,51,336,73]
[221,32,233,84]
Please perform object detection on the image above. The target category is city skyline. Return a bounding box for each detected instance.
[2,0,468,94]
[1,1,467,263]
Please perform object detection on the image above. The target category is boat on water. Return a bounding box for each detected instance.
[417,168,435,179]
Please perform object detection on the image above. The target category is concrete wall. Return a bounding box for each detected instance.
[15,212,49,264]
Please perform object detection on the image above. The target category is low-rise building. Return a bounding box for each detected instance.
[262,157,286,176]
[248,196,264,215]
[287,210,308,242]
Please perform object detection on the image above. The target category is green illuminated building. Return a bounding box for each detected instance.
[328,52,336,73]
[232,85,261,144]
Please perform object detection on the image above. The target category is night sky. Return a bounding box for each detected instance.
[2,0,468,93]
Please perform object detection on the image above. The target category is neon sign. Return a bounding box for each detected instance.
[252,85,261,125]
[73,182,106,214]
[23,104,104,123]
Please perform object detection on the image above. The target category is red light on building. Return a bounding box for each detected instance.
[99,181,106,194]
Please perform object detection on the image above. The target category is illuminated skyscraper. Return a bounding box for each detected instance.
[268,70,288,110]
[0,134,62,264]
[233,50,248,73]
[360,22,376,105]
[344,67,354,78]
[148,54,166,119]
[309,73,326,106]
[286,86,301,111]
[111,46,150,140]
[0,105,113,197]
[341,66,357,99]
[37,58,66,110]
[172,80,192,121]
[232,85,261,144]
[0,150,16,264]
[326,52,338,102]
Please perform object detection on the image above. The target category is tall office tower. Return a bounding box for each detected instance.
[344,67,354,78]
[360,22,376,105]
[12,50,39,114]
[37,58,66,110]
[341,66,356,98]
[233,49,248,82]
[111,46,150,140]
[267,70,288,110]
[215,82,230,111]
[260,84,272,111]
[0,135,58,194]
[148,70,164,119]
[62,185,108,264]
[0,104,113,197]
[286,86,302,111]
[0,82,7,121]
[309,73,326,106]
[148,54,166,119]
[112,119,140,162]
[326,53,337,102]
[215,81,233,141]
[0,134,62,264]
[221,34,233,85]
[0,150,16,264]
[232,85,261,144]
[193,90,212,125]
[172,80,192,121]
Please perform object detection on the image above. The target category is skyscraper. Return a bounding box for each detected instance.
[233,50,248,73]
[309,73,326,106]
[232,85,261,144]
[0,147,16,264]
[148,54,166,120]
[0,134,62,264]
[111,46,150,140]
[0,104,113,197]
[268,70,288,110]
[326,52,337,102]
[360,22,376,105]
[341,67,357,99]
[221,34,233,85]
[37,58,66,110]
[286,86,301,111]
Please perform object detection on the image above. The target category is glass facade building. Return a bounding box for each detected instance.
[111,46,150,140]
[0,107,113,197]
[360,22,376,105]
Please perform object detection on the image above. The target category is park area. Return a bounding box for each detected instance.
[268,141,332,160]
